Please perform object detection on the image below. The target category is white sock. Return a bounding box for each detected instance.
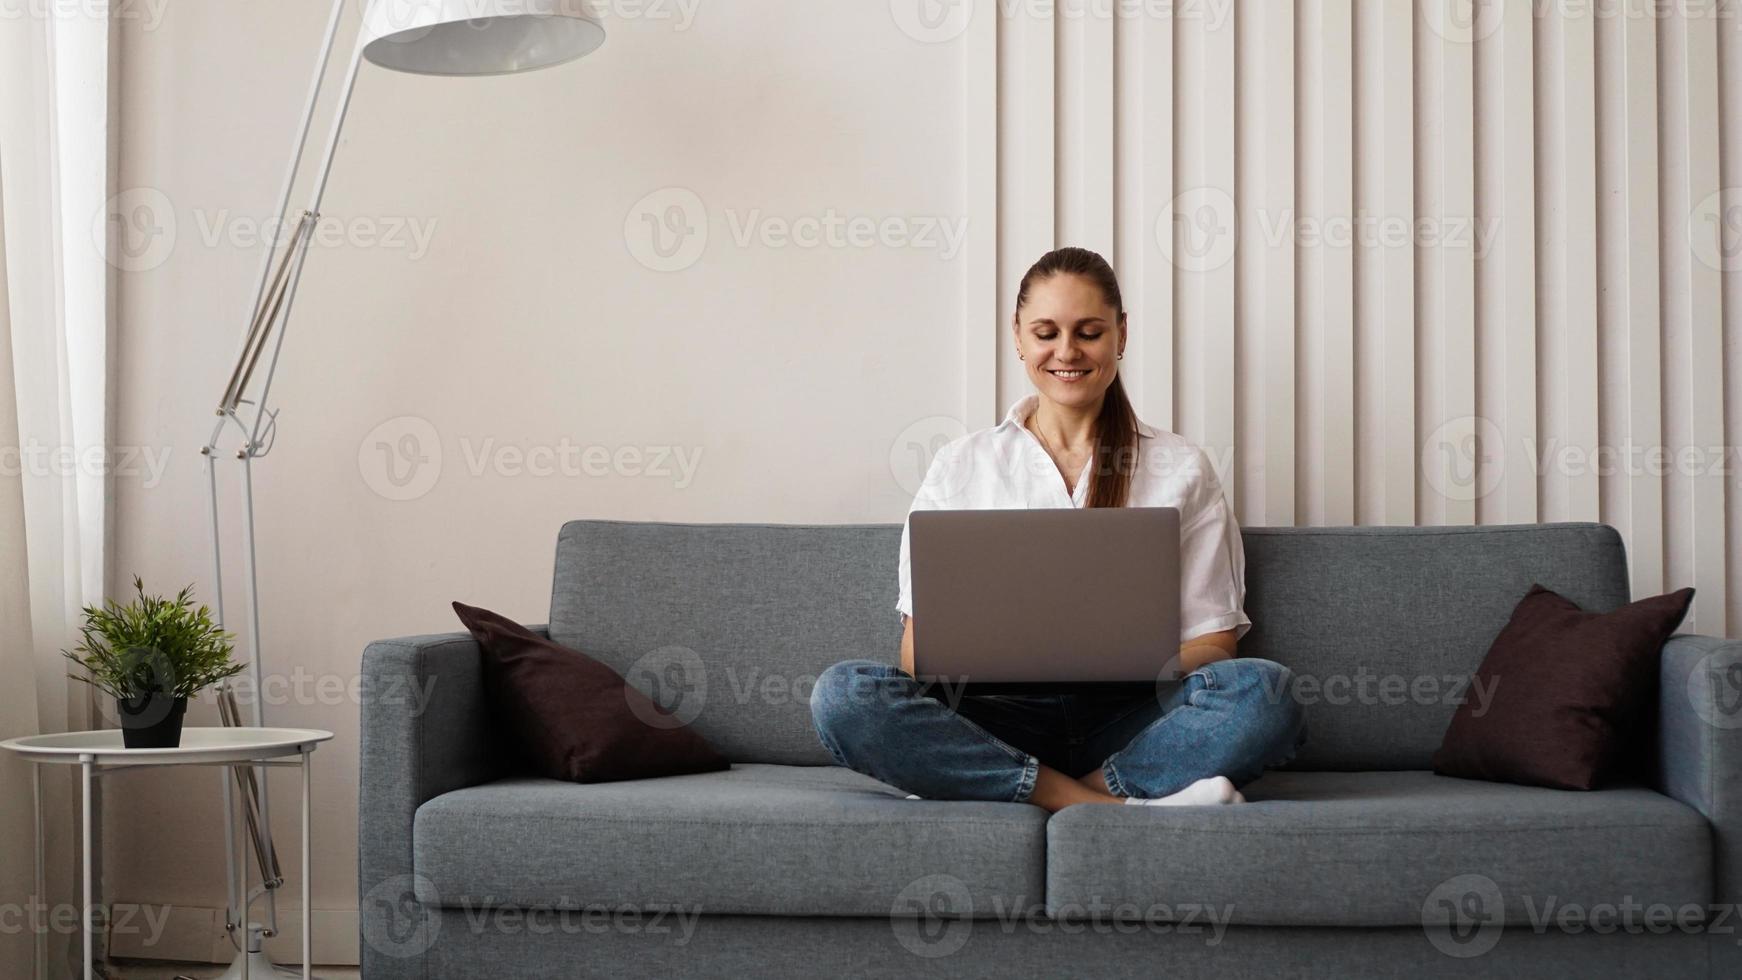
[904,794,921,800]
[1123,776,1241,807]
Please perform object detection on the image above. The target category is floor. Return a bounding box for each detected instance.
[108,962,359,979]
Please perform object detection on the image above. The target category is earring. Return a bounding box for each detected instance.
[1018,353,1025,361]
[1117,353,1124,360]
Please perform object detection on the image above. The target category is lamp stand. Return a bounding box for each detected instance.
[202,1,361,975]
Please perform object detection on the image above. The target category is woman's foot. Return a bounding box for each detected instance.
[1123,775,1242,807]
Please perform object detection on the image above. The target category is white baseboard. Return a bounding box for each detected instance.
[104,902,358,966]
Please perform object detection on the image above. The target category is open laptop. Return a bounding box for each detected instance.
[908,507,1182,693]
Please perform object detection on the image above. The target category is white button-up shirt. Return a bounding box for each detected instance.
[896,393,1253,642]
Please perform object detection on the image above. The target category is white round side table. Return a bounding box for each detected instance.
[0,727,333,980]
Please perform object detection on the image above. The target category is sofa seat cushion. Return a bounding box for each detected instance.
[1046,770,1711,927]
[414,763,1046,917]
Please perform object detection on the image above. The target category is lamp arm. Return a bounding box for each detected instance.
[217,0,348,422]
[243,19,373,446]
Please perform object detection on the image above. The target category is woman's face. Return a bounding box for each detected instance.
[1014,273,1126,413]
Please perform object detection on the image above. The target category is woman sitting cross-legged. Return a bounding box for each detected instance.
[811,247,1306,813]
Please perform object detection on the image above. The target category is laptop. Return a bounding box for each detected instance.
[908,507,1182,693]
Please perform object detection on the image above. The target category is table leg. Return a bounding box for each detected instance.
[33,763,44,980]
[235,763,249,980]
[80,755,91,980]
[302,748,311,980]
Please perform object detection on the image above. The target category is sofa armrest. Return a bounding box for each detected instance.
[1659,632,1742,974]
[358,627,535,977]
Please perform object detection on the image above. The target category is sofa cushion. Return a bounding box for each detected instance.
[1045,770,1710,927]
[550,521,901,765]
[413,763,1046,917]
[1239,524,1632,770]
[547,520,1631,769]
[451,601,730,783]
[1432,584,1695,790]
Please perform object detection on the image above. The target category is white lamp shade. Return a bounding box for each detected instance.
[362,0,606,76]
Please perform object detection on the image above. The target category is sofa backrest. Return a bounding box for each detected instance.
[548,520,1631,770]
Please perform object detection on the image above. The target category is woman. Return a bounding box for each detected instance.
[810,247,1305,813]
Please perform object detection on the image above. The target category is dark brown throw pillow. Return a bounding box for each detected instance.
[452,602,729,783]
[1432,584,1694,790]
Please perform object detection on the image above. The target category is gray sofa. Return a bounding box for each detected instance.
[359,520,1740,978]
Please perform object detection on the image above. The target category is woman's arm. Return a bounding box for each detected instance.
[899,614,916,675]
[1177,627,1238,675]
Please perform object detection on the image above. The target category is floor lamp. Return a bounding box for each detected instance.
[198,2,605,976]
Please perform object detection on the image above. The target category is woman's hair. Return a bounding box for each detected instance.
[1014,247,1140,509]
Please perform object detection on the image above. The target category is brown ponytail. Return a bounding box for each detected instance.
[1013,247,1140,509]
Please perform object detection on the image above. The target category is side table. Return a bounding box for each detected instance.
[0,727,333,980]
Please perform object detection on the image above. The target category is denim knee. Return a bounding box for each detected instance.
[809,658,891,760]
[1197,657,1307,767]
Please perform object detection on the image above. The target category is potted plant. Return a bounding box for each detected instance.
[63,576,246,748]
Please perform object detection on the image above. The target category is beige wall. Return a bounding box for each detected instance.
[111,0,1741,965]
[111,0,969,961]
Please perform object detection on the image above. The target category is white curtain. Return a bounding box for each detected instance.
[1,3,115,978]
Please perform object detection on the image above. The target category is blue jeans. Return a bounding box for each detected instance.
[809,657,1307,802]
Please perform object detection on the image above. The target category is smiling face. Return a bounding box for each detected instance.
[1014,272,1127,412]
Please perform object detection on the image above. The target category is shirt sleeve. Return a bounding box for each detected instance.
[1177,449,1253,643]
[895,440,962,621]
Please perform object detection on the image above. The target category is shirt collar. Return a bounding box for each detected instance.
[1001,393,1161,439]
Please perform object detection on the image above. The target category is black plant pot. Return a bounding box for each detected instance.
[116,693,188,748]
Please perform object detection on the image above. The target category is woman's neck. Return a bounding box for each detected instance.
[1028,397,1101,453]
